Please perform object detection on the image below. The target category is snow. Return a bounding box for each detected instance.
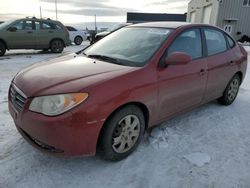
[243,45,250,52]
[0,45,250,188]
[183,152,211,167]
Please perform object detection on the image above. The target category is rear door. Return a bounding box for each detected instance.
[157,28,207,120]
[202,27,236,101]
[6,20,36,49]
[35,21,65,49]
[35,21,54,48]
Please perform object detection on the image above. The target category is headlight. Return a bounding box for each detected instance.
[29,93,88,116]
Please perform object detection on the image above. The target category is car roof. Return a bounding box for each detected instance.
[129,22,210,29]
[16,17,61,24]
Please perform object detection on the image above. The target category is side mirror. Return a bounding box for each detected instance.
[7,27,17,32]
[165,52,192,66]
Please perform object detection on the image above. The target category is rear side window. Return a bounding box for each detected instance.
[24,20,33,30]
[168,28,202,59]
[204,28,227,55]
[55,24,63,30]
[42,22,52,30]
[225,35,235,48]
[42,22,62,30]
[35,21,41,30]
[50,23,63,30]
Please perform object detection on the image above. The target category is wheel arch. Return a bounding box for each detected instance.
[0,39,8,49]
[235,71,243,85]
[74,35,83,40]
[96,101,150,149]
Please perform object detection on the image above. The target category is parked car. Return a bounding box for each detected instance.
[0,17,71,56]
[66,26,88,45]
[85,30,96,42]
[9,22,247,161]
[92,23,131,44]
[239,35,250,43]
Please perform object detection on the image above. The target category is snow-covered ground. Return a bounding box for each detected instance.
[0,44,250,188]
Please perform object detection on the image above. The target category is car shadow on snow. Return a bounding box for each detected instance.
[0,50,54,61]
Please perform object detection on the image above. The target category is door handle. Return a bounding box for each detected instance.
[200,69,206,76]
[229,61,235,66]
[27,31,33,34]
[48,31,54,33]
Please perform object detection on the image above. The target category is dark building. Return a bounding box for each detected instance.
[127,12,187,24]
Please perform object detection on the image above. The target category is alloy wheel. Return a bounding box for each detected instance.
[227,78,239,101]
[74,36,83,45]
[112,115,140,154]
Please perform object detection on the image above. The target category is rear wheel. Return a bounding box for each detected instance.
[74,36,83,45]
[50,40,64,53]
[99,105,145,161]
[218,74,240,105]
[0,42,6,56]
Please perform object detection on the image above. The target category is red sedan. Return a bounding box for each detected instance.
[8,22,248,161]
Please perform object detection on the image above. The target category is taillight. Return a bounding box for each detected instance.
[64,27,69,37]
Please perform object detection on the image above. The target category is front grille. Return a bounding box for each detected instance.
[10,84,27,112]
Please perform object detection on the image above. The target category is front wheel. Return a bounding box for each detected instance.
[74,36,83,45]
[0,42,6,56]
[218,74,240,105]
[99,105,145,161]
[50,40,64,53]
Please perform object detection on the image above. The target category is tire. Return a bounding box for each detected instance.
[50,40,64,53]
[218,74,240,106]
[99,105,145,161]
[0,42,6,56]
[41,49,49,53]
[74,36,83,45]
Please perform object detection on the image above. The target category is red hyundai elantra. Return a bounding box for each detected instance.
[8,22,248,160]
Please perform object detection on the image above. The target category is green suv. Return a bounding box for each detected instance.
[0,17,71,56]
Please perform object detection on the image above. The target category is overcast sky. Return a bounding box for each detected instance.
[0,0,189,24]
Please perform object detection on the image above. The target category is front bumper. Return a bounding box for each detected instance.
[9,100,103,157]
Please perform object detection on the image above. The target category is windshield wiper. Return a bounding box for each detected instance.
[82,52,88,56]
[87,54,124,65]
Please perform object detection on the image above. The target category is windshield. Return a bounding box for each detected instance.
[84,27,172,67]
[107,24,124,32]
[0,20,14,29]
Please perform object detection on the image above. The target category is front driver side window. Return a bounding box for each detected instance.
[168,28,202,59]
[11,21,24,30]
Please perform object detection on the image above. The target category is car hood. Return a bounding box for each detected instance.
[96,31,110,37]
[13,54,136,97]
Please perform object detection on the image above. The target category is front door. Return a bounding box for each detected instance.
[35,21,64,49]
[157,28,207,120]
[6,20,36,49]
